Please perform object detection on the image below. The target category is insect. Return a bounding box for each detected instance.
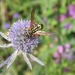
[23,7,53,37]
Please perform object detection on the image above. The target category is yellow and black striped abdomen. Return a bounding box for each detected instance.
[31,24,43,33]
[28,23,43,36]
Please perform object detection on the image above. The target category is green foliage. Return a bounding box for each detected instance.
[0,0,75,75]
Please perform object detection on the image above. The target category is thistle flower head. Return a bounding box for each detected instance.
[9,19,39,53]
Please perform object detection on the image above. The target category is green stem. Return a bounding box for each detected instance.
[0,0,5,30]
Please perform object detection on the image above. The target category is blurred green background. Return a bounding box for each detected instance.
[0,0,75,75]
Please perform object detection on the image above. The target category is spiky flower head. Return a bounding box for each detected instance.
[0,19,44,70]
[9,19,39,53]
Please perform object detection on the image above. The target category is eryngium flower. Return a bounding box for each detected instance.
[13,13,19,19]
[0,19,44,70]
[4,23,10,29]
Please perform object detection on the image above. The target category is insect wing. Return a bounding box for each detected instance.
[30,7,36,28]
[34,31,54,36]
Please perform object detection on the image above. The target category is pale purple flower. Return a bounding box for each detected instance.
[64,43,70,49]
[53,52,59,59]
[67,51,75,61]
[53,52,60,64]
[69,4,75,19]
[4,23,10,29]
[62,48,75,61]
[60,14,66,22]
[9,20,39,53]
[57,45,63,54]
[63,23,72,29]
[0,19,45,70]
[13,13,19,19]
[54,59,60,64]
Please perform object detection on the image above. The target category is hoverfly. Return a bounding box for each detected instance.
[23,7,53,37]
